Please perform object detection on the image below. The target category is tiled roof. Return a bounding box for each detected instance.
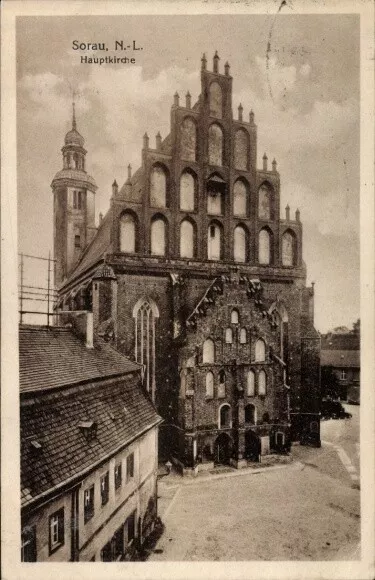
[321,350,360,368]
[19,325,139,393]
[321,333,360,351]
[21,376,162,508]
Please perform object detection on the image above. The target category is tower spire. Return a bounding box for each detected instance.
[72,92,77,130]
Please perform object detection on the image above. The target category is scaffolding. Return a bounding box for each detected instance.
[18,252,57,326]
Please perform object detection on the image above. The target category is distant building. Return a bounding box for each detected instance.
[321,331,360,403]
[52,52,321,472]
[20,318,162,562]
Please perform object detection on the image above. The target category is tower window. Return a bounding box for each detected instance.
[231,309,239,324]
[74,234,81,249]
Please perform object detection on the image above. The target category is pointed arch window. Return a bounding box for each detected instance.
[120,213,136,253]
[240,328,247,344]
[150,165,167,208]
[180,219,195,258]
[233,225,247,263]
[203,338,215,363]
[247,370,255,396]
[218,370,226,398]
[180,118,196,161]
[245,403,256,424]
[208,124,224,166]
[259,229,271,265]
[282,231,296,266]
[258,370,267,396]
[205,371,214,398]
[258,184,272,220]
[133,299,159,402]
[151,217,167,256]
[255,339,266,362]
[234,130,249,170]
[207,222,223,260]
[180,171,196,211]
[233,180,247,216]
[209,82,223,118]
[225,328,233,344]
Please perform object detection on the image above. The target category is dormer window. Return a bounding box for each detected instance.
[78,420,97,441]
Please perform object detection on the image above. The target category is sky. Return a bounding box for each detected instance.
[16,14,360,332]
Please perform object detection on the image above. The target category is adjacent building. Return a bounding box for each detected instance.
[321,330,360,403]
[52,52,321,474]
[20,318,162,561]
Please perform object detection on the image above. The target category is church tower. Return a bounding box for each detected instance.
[51,102,97,286]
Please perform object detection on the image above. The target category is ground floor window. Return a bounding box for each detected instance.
[100,510,137,562]
[21,525,37,562]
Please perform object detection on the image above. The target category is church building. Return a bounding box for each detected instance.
[52,52,321,474]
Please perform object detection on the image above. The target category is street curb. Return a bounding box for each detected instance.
[159,460,302,488]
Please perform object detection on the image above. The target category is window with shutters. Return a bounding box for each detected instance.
[100,472,109,506]
[84,485,95,523]
[49,508,64,554]
[126,453,135,482]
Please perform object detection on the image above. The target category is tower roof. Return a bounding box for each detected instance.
[64,100,85,147]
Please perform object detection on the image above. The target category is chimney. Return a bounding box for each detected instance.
[86,311,94,348]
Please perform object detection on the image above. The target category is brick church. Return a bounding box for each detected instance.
[52,52,321,474]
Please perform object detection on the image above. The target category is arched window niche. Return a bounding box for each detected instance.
[233,179,248,217]
[207,221,223,260]
[255,339,266,362]
[209,82,223,118]
[240,328,247,344]
[234,130,249,170]
[219,404,231,429]
[282,230,297,267]
[120,212,137,253]
[233,225,247,263]
[247,370,255,396]
[225,328,233,344]
[245,404,256,424]
[150,164,168,208]
[203,338,215,363]
[258,370,267,396]
[258,183,273,220]
[259,228,272,265]
[180,117,197,161]
[180,219,195,259]
[218,370,226,398]
[208,123,224,166]
[207,173,225,215]
[180,170,196,211]
[205,371,214,398]
[150,216,168,256]
[231,309,239,324]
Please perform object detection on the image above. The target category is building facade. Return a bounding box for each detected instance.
[321,330,360,403]
[53,53,321,473]
[20,321,162,561]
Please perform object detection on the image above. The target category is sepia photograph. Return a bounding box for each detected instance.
[1,1,374,579]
